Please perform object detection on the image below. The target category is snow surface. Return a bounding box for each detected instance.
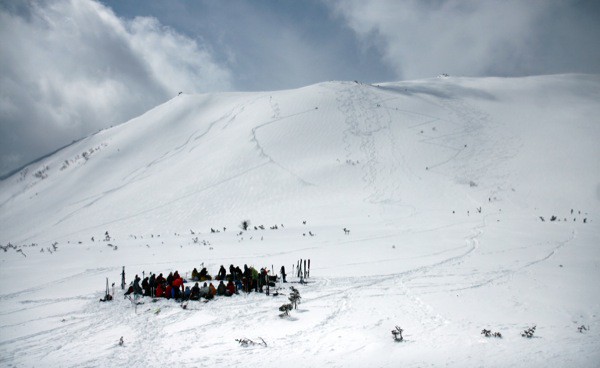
[1,74,599,367]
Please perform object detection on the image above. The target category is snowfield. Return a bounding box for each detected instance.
[1,74,599,367]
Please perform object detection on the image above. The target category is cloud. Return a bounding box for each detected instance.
[330,0,600,79]
[103,0,396,91]
[0,0,232,177]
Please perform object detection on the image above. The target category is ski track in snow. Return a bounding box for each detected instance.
[337,83,405,205]
[55,99,261,228]
[0,220,479,366]
[1,217,597,367]
[250,101,317,186]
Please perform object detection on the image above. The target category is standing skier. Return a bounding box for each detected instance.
[280,265,287,283]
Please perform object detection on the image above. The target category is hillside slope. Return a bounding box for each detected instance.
[2,74,598,243]
[0,74,599,367]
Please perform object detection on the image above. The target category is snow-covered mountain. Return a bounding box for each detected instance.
[1,74,599,367]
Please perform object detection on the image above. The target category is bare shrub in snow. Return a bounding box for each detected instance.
[289,286,301,309]
[279,303,293,317]
[578,325,589,333]
[391,326,404,342]
[279,287,301,317]
[34,165,50,179]
[521,326,536,338]
[481,329,502,338]
[240,220,251,231]
[236,337,267,347]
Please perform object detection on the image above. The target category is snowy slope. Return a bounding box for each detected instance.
[0,74,599,367]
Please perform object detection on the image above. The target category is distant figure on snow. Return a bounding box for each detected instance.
[281,265,287,283]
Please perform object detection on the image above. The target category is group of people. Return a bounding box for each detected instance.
[124,264,284,302]
[192,264,279,294]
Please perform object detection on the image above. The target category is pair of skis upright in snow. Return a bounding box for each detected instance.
[294,259,310,281]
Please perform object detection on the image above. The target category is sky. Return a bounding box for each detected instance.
[1,0,599,178]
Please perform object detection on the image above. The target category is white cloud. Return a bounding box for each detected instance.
[127,16,231,95]
[0,0,232,176]
[330,0,600,79]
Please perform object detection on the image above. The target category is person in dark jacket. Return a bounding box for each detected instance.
[124,284,134,296]
[190,282,200,300]
[280,265,287,283]
[199,268,211,281]
[142,277,150,296]
[149,273,156,289]
[217,265,227,281]
[133,275,143,295]
[243,264,252,292]
[217,280,227,296]
[229,264,236,281]
[235,278,243,292]
[156,273,165,285]
[258,268,267,293]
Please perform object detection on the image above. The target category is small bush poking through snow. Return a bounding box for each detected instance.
[481,329,502,338]
[521,326,536,338]
[279,287,301,317]
[236,338,267,347]
[279,303,293,317]
[289,286,301,309]
[578,325,589,333]
[391,326,404,342]
[240,219,251,231]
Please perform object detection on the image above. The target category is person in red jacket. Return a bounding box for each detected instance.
[155,283,165,298]
[172,277,184,299]
[173,277,183,290]
[165,284,172,299]
[226,280,236,296]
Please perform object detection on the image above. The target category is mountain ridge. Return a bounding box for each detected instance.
[1,74,599,245]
